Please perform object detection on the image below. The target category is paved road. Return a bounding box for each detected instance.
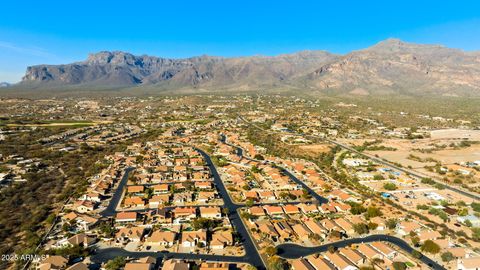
[321,138,480,201]
[236,117,446,269]
[238,115,480,202]
[276,234,445,270]
[196,148,266,270]
[280,168,328,204]
[221,134,328,204]
[100,166,135,217]
[90,247,246,264]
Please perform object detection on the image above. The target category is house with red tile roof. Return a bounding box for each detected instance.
[339,248,365,266]
[249,206,266,216]
[323,252,358,270]
[116,226,145,242]
[264,205,284,216]
[115,212,138,223]
[124,196,145,208]
[292,223,312,241]
[370,242,396,259]
[144,230,176,247]
[199,206,222,219]
[127,185,145,194]
[210,231,233,249]
[298,203,319,214]
[181,230,207,247]
[283,204,300,215]
[152,184,170,194]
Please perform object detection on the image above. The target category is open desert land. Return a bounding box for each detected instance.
[362,131,480,177]
[297,143,332,156]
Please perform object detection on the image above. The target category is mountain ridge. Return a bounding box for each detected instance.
[18,39,480,96]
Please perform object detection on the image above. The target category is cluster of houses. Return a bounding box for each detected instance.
[290,242,410,270]
[120,143,221,210]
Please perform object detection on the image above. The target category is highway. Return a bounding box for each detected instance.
[235,117,447,269]
[238,115,480,201]
[320,137,480,201]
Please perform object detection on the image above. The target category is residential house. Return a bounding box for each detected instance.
[124,196,145,208]
[195,181,212,190]
[67,233,96,248]
[162,259,189,270]
[144,230,176,247]
[258,191,276,201]
[458,257,480,270]
[264,205,284,216]
[370,242,396,259]
[339,248,365,266]
[323,252,358,270]
[115,212,138,223]
[292,223,312,241]
[149,194,170,208]
[283,205,300,215]
[75,200,95,213]
[307,255,335,270]
[298,203,319,214]
[210,230,233,249]
[290,259,315,270]
[66,263,89,270]
[37,256,68,270]
[199,262,229,270]
[356,244,383,261]
[197,191,216,203]
[153,184,170,194]
[181,230,207,247]
[127,185,145,195]
[116,227,145,243]
[249,206,266,216]
[199,206,222,219]
[173,207,197,222]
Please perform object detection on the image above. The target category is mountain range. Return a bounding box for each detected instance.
[16,39,480,96]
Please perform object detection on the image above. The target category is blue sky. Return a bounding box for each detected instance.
[1,0,480,82]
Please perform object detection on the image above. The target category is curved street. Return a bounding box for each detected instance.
[91,142,444,270]
[276,234,445,270]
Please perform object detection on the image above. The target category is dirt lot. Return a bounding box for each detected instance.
[430,129,480,140]
[298,143,332,156]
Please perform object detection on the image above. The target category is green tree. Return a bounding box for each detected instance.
[367,222,378,230]
[264,246,278,257]
[386,218,398,230]
[472,228,480,241]
[267,256,288,270]
[353,223,370,235]
[441,251,454,262]
[350,203,367,215]
[105,256,126,270]
[365,206,382,219]
[411,250,422,259]
[392,262,407,270]
[383,182,397,190]
[254,154,265,160]
[421,240,440,254]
